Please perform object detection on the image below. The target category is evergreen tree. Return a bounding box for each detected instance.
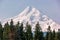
[3,22,10,40]
[34,22,43,40]
[25,22,33,40]
[9,19,15,40]
[10,19,15,32]
[0,22,3,40]
[52,30,55,40]
[15,23,25,40]
[54,33,58,40]
[15,21,20,36]
[45,26,52,40]
[15,21,20,32]
[57,31,60,40]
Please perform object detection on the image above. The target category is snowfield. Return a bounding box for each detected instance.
[1,6,60,32]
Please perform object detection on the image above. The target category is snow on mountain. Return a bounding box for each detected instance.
[2,6,60,32]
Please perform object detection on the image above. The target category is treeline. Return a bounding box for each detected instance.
[0,19,60,40]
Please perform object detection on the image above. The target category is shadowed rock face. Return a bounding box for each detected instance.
[2,6,60,32]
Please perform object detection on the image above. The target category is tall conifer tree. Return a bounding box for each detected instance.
[57,30,60,40]
[34,22,43,40]
[9,19,15,40]
[45,26,52,40]
[25,22,33,40]
[3,22,10,40]
[0,22,3,40]
[15,23,25,40]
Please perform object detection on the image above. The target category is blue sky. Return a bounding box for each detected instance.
[0,0,60,23]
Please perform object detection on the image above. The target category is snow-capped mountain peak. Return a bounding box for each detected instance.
[18,6,30,16]
[2,6,60,32]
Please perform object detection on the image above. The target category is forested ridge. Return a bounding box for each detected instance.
[0,19,60,40]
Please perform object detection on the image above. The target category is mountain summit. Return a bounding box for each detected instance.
[2,6,60,32]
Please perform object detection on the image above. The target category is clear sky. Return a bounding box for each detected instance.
[0,0,60,24]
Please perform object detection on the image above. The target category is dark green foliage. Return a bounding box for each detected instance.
[15,21,20,40]
[1,20,59,40]
[0,22,3,40]
[54,33,58,40]
[52,30,55,40]
[25,22,33,40]
[9,19,15,40]
[3,22,10,40]
[15,23,25,40]
[10,19,15,32]
[15,21,20,32]
[45,26,52,40]
[34,22,44,40]
[57,31,60,40]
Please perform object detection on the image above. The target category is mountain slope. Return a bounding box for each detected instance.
[2,6,60,32]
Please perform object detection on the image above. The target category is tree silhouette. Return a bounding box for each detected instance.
[25,22,33,40]
[0,22,3,40]
[34,22,43,40]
